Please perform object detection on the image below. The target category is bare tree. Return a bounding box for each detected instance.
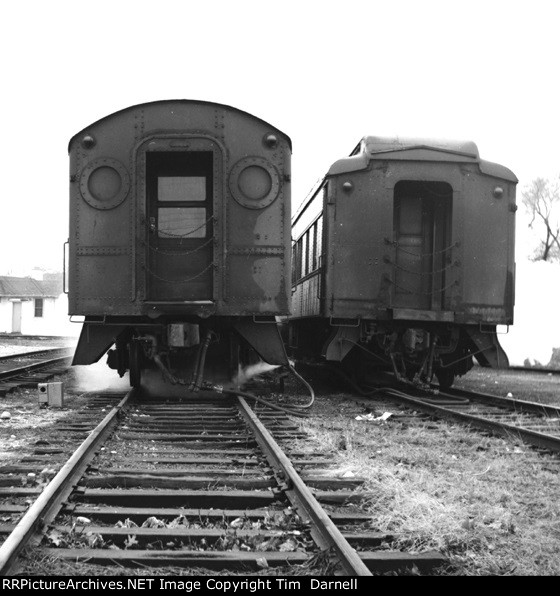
[522,176,560,261]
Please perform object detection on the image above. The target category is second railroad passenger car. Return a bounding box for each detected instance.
[289,137,517,389]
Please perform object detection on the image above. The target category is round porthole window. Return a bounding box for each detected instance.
[79,158,130,210]
[229,157,280,209]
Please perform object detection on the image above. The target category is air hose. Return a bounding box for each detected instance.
[216,388,312,418]
[204,362,316,418]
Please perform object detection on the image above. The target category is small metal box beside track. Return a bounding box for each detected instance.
[38,382,65,407]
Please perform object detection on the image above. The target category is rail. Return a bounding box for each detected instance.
[0,391,133,575]
[384,387,560,454]
[237,396,372,576]
[0,355,73,382]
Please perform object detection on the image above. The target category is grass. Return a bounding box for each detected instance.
[290,385,560,575]
[454,366,560,405]
[4,351,560,576]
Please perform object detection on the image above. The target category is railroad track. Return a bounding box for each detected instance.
[0,349,74,396]
[0,391,446,576]
[323,362,560,458]
[376,386,560,457]
[509,366,560,375]
[0,348,72,365]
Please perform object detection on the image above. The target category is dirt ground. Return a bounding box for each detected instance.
[0,337,109,468]
[453,365,560,404]
[286,365,560,575]
[1,344,559,576]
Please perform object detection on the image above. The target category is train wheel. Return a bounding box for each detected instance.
[129,341,142,388]
[436,368,455,390]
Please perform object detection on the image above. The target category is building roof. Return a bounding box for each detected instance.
[0,276,62,298]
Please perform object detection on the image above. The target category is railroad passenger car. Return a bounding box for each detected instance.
[289,137,517,389]
[68,100,291,393]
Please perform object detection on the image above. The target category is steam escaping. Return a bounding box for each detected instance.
[70,361,130,393]
[232,361,280,388]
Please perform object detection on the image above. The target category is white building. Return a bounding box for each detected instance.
[0,274,78,336]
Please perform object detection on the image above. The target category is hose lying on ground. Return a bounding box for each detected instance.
[204,363,316,418]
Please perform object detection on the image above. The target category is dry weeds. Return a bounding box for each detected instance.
[292,382,560,575]
[3,343,559,576]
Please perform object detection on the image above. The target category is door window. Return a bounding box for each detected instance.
[158,176,206,202]
[393,181,453,309]
[146,150,214,301]
[157,207,207,238]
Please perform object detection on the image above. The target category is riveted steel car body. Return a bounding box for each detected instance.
[290,137,517,388]
[68,100,291,389]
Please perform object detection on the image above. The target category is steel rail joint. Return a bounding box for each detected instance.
[236,396,372,576]
[0,390,134,575]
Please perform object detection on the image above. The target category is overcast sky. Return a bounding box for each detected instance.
[1,0,558,363]
[1,0,559,272]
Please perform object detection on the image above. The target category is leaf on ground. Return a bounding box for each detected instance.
[116,518,139,528]
[355,412,393,422]
[230,517,244,528]
[46,528,65,547]
[461,518,476,530]
[87,533,105,548]
[168,515,187,528]
[278,538,298,552]
[142,516,166,528]
[124,535,139,549]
